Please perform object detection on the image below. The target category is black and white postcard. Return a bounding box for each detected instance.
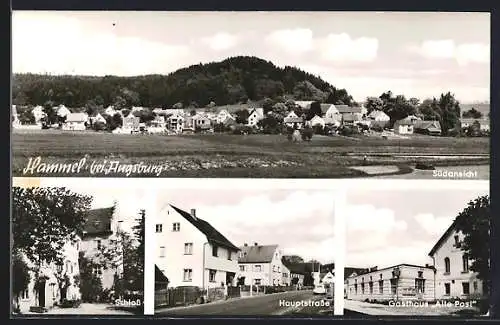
[11,11,490,179]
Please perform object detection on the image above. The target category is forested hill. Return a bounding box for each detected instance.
[12,56,355,109]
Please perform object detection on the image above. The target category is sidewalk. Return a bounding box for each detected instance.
[344,300,481,316]
[23,303,136,315]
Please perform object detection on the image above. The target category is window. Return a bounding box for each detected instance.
[92,265,102,275]
[418,271,423,278]
[239,265,245,271]
[254,265,262,272]
[183,269,193,282]
[369,281,373,294]
[21,289,29,300]
[159,246,165,258]
[415,279,425,294]
[444,257,450,274]
[354,284,358,294]
[462,282,470,295]
[390,279,397,295]
[379,280,383,294]
[254,279,261,285]
[184,243,193,255]
[273,265,276,272]
[209,269,216,282]
[444,283,451,295]
[212,245,218,257]
[57,264,63,273]
[155,224,163,233]
[462,254,469,272]
[227,250,232,260]
[361,283,365,294]
[473,281,478,292]
[172,222,180,231]
[454,235,461,247]
[96,240,102,250]
[379,274,383,280]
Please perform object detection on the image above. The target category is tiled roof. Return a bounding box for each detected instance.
[337,105,361,114]
[83,207,114,237]
[238,244,278,263]
[170,205,239,251]
[66,113,88,123]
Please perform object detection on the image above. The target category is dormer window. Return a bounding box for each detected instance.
[454,235,461,247]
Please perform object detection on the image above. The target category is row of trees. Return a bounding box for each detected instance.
[12,56,355,109]
[12,187,144,313]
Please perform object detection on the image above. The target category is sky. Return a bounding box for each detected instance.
[12,11,490,103]
[345,187,489,268]
[37,179,151,235]
[157,189,337,264]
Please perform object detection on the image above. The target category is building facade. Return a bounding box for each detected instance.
[237,244,289,286]
[345,264,435,302]
[155,205,240,289]
[429,222,487,300]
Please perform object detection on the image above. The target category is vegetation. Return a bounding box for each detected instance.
[12,56,355,109]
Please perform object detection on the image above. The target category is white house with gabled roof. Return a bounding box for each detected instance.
[237,244,290,286]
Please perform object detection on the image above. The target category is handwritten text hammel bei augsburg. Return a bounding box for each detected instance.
[22,156,164,177]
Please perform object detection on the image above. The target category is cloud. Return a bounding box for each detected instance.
[407,40,490,66]
[413,213,453,236]
[317,33,379,62]
[201,32,240,51]
[12,13,191,76]
[265,28,314,55]
[346,204,407,233]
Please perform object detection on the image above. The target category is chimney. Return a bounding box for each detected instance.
[191,209,196,218]
[244,243,248,247]
[254,242,258,246]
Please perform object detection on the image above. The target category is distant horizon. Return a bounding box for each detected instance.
[12,11,490,103]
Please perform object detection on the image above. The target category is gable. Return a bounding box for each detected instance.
[238,244,278,263]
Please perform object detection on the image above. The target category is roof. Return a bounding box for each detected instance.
[155,265,169,283]
[281,261,308,275]
[337,105,362,114]
[222,116,236,125]
[66,113,88,122]
[82,207,114,237]
[342,113,360,122]
[170,205,240,251]
[346,264,434,279]
[284,117,304,123]
[429,218,459,256]
[394,119,413,126]
[460,118,489,125]
[320,104,333,114]
[344,267,370,280]
[414,120,441,130]
[238,244,278,263]
[368,110,390,120]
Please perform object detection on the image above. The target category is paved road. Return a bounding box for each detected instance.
[156,290,331,316]
[344,300,481,316]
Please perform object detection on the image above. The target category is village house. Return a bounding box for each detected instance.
[237,244,289,286]
[216,109,233,124]
[337,105,365,120]
[79,206,125,290]
[16,241,81,313]
[155,205,240,289]
[367,110,390,128]
[324,104,342,121]
[167,113,185,133]
[342,113,362,127]
[149,115,166,128]
[104,106,117,116]
[31,105,46,124]
[284,111,304,129]
[307,115,326,128]
[321,271,335,287]
[12,105,21,127]
[345,264,435,302]
[247,108,265,127]
[428,218,487,300]
[193,113,212,131]
[221,115,237,129]
[62,113,88,131]
[89,113,107,126]
[294,101,314,110]
[413,120,442,136]
[122,114,140,133]
[56,105,71,119]
[393,118,414,135]
[281,262,307,286]
[460,118,490,133]
[183,116,196,133]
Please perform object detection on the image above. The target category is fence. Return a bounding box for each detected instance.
[155,286,241,308]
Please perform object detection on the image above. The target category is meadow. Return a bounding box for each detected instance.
[12,130,490,178]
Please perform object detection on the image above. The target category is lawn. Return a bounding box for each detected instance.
[12,130,490,178]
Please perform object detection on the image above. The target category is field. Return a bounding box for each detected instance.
[12,129,490,178]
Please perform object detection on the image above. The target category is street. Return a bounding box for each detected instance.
[156,290,333,316]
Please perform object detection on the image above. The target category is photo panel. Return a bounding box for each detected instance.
[11,178,149,317]
[149,179,341,317]
[11,11,490,180]
[342,180,490,318]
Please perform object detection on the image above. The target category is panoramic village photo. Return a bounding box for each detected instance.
[11,183,145,316]
[342,186,490,317]
[11,11,490,179]
[153,188,337,316]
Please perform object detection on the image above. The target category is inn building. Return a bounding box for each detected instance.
[345,264,435,302]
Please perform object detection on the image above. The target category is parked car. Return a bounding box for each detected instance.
[313,285,326,295]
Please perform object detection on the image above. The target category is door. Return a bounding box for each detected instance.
[38,280,46,307]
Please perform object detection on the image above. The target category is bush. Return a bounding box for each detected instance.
[93,121,107,131]
[60,298,82,308]
[371,125,383,132]
[312,124,324,135]
[301,127,313,141]
[340,126,360,136]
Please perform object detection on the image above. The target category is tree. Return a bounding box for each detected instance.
[262,97,275,115]
[270,102,288,120]
[463,108,483,119]
[282,255,305,264]
[235,109,250,124]
[85,99,98,117]
[12,187,92,306]
[306,101,322,120]
[78,252,104,302]
[12,249,31,312]
[365,97,384,114]
[434,92,461,136]
[454,195,490,311]
[18,108,36,124]
[42,101,57,125]
[257,115,282,134]
[173,102,183,109]
[291,277,299,285]
[190,109,197,116]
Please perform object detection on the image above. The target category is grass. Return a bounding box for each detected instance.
[12,130,490,178]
